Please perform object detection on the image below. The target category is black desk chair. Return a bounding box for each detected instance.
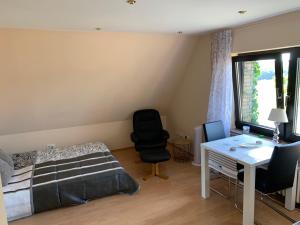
[203,120,226,142]
[203,121,234,197]
[236,142,300,223]
[131,109,169,152]
[131,109,170,180]
[203,121,244,199]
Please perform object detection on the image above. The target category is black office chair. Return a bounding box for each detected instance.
[203,120,226,142]
[203,121,244,199]
[203,121,244,170]
[131,109,171,180]
[203,121,233,197]
[236,142,300,223]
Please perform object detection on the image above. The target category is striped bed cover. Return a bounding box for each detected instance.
[3,166,33,221]
[3,145,139,221]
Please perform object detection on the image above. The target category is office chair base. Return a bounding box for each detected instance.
[143,163,168,181]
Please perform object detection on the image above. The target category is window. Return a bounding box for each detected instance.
[232,47,300,141]
[285,48,300,141]
[293,59,300,134]
[239,58,277,128]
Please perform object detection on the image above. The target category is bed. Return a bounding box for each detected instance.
[3,142,139,221]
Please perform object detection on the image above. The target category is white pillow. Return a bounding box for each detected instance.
[0,149,14,168]
[0,158,13,186]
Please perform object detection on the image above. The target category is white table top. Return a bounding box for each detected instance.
[201,134,276,167]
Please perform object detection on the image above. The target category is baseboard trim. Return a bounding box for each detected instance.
[192,161,201,167]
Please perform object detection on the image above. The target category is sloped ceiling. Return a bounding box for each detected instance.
[0,29,198,135]
[0,0,300,33]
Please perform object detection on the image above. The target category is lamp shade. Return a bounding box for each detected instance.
[268,108,288,123]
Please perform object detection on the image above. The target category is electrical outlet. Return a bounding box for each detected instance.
[47,144,56,150]
[176,132,184,138]
[176,132,190,140]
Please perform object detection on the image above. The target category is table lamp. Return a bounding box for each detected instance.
[268,108,288,143]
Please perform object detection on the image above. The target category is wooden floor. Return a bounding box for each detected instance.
[11,147,300,225]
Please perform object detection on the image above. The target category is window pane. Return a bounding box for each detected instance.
[282,53,290,109]
[293,58,300,135]
[240,59,276,128]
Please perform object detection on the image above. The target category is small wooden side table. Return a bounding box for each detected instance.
[172,138,192,162]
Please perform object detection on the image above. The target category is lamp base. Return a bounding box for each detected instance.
[272,122,280,144]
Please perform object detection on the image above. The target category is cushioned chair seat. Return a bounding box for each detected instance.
[238,168,272,193]
[135,141,167,151]
[237,163,244,171]
[140,149,171,163]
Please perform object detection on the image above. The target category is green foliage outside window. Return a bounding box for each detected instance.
[251,62,261,123]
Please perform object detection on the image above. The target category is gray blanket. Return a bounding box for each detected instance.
[4,143,139,221]
[32,151,139,213]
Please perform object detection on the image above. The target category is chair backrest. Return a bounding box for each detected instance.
[133,109,163,134]
[267,142,300,191]
[203,121,226,142]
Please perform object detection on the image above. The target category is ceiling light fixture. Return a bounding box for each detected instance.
[238,10,247,14]
[127,0,136,5]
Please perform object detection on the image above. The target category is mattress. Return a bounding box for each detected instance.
[3,142,139,221]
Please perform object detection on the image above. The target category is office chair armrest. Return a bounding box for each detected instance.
[162,130,170,140]
[131,132,139,143]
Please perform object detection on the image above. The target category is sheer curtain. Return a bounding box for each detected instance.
[193,29,233,165]
[207,29,233,136]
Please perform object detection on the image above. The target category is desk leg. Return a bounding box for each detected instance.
[285,187,296,211]
[201,146,210,198]
[243,165,256,225]
[285,163,298,211]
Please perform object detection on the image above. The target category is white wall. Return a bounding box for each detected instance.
[0,116,166,153]
[168,35,211,140]
[0,28,196,153]
[233,10,300,53]
[0,29,197,135]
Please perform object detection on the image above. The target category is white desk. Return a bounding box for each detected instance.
[201,134,297,225]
